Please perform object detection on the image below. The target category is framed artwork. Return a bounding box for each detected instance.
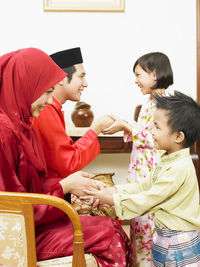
[43,0,125,12]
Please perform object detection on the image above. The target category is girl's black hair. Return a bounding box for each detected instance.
[133,52,174,89]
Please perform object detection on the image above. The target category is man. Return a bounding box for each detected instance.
[32,47,113,189]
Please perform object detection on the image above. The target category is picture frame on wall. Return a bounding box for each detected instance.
[43,0,125,12]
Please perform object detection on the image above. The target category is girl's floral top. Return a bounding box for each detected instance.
[124,97,164,266]
[124,97,164,183]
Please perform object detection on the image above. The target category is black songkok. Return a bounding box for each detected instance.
[50,47,83,69]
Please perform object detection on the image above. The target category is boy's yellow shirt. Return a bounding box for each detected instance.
[114,148,200,231]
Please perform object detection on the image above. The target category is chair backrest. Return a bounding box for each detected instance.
[0,191,86,267]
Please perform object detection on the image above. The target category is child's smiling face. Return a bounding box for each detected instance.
[151,108,182,154]
[134,64,156,95]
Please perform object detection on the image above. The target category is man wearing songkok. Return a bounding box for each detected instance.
[32,47,113,190]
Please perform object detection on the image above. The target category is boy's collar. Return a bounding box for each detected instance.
[161,148,190,163]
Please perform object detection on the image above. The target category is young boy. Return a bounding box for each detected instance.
[83,91,200,266]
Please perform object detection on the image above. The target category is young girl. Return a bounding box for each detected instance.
[103,52,174,266]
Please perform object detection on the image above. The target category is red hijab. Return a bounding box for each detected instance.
[0,48,66,172]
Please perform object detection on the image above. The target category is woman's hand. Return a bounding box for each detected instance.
[59,171,104,196]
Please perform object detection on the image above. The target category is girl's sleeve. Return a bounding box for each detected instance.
[124,123,155,148]
[125,102,155,149]
[131,126,155,149]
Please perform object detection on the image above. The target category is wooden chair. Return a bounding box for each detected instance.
[0,191,97,267]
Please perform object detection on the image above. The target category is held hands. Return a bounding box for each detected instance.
[90,114,133,135]
[102,115,133,135]
[80,186,117,206]
[59,171,106,196]
[90,115,115,135]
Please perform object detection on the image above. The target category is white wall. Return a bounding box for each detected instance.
[0,0,197,183]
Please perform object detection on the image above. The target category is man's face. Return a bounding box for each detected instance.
[63,63,88,102]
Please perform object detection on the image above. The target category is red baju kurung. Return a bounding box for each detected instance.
[0,48,132,266]
[32,96,100,188]
[0,123,131,266]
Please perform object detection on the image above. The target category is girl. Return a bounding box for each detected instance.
[103,52,174,266]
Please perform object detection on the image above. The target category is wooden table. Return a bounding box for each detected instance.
[66,126,131,154]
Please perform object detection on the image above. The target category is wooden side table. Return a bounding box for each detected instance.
[66,126,131,154]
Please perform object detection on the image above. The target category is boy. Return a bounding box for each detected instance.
[83,91,200,266]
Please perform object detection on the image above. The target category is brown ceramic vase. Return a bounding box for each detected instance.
[71,101,94,127]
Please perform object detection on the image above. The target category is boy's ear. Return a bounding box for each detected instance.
[175,131,185,144]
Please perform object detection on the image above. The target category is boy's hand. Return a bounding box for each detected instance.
[81,186,117,206]
[80,195,100,208]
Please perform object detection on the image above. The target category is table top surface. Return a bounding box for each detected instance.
[66,125,124,137]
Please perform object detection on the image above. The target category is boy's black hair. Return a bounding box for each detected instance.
[133,52,174,89]
[154,91,200,148]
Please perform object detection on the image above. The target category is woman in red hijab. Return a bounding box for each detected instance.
[0,48,132,266]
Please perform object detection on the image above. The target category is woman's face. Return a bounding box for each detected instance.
[134,64,157,95]
[31,87,54,117]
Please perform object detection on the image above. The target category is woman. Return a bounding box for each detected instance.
[0,48,131,266]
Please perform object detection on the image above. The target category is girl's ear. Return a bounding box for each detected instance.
[176,131,185,144]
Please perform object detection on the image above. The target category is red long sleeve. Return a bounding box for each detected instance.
[32,97,100,181]
[0,126,65,227]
